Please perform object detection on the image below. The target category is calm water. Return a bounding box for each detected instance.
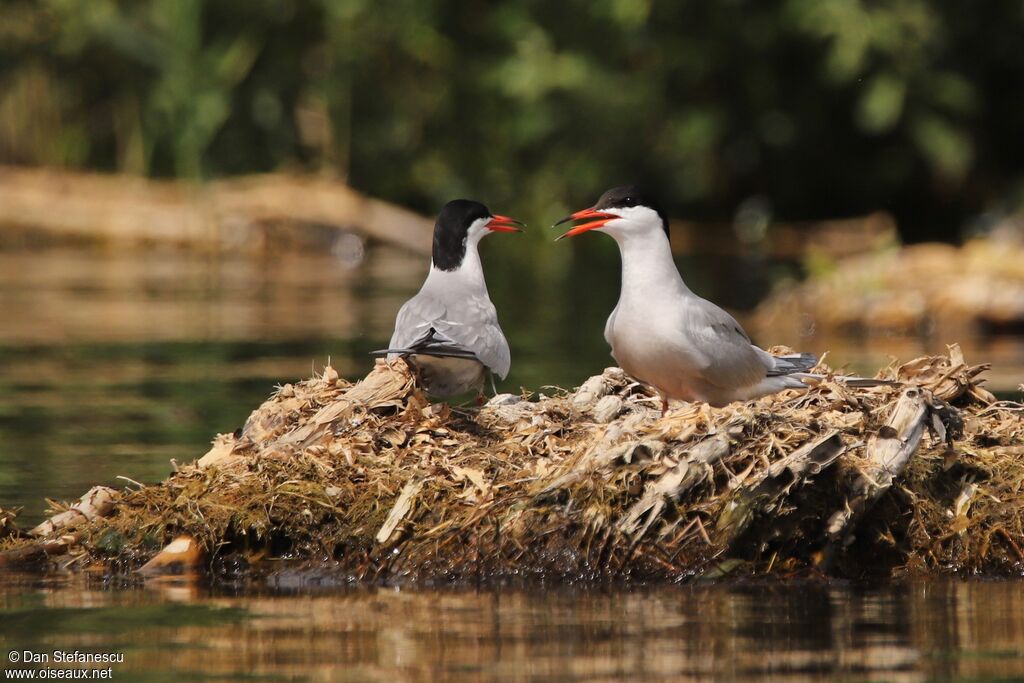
[2,575,1024,681]
[1,244,1023,682]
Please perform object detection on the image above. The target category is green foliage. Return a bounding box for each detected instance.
[1,0,1022,238]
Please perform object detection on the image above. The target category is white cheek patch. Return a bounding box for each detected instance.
[615,206,649,221]
[468,217,491,241]
[601,206,664,236]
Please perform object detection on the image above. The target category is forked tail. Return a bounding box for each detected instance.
[767,352,818,377]
[767,352,897,388]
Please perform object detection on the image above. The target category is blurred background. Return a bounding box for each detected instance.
[1,0,1023,520]
[4,0,1024,233]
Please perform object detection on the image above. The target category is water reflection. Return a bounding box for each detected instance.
[0,245,421,344]
[1,577,1023,681]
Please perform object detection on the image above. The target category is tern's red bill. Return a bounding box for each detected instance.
[553,208,616,240]
[486,214,526,233]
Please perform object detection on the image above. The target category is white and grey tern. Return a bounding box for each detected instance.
[555,185,882,412]
[374,199,523,399]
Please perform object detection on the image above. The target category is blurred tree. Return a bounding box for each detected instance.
[0,0,1022,242]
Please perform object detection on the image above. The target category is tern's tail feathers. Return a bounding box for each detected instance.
[737,371,898,404]
[370,347,480,361]
[791,373,899,388]
[821,374,898,387]
[765,352,896,387]
[766,352,818,377]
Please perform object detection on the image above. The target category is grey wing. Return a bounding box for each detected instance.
[388,293,444,349]
[389,293,511,379]
[682,298,770,390]
[434,294,511,379]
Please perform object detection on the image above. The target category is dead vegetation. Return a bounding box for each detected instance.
[0,166,433,254]
[1,345,1022,582]
[755,237,1024,337]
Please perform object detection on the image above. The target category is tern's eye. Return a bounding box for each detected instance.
[623,197,635,206]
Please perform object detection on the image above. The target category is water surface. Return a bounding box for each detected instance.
[2,576,1024,681]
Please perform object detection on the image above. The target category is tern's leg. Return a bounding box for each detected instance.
[660,394,669,417]
[473,371,493,406]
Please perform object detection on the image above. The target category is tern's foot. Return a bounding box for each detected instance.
[475,393,486,407]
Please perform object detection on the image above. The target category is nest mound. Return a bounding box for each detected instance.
[2,346,1022,582]
[755,239,1024,336]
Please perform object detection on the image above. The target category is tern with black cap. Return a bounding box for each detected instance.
[555,185,882,412]
[373,199,524,399]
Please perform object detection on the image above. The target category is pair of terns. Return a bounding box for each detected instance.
[376,186,824,411]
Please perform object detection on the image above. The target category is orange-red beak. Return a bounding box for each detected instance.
[553,207,616,240]
[486,214,526,233]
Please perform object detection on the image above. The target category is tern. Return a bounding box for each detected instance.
[373,199,523,398]
[556,185,835,412]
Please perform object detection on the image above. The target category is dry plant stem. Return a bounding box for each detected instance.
[819,388,932,569]
[0,533,81,567]
[377,480,424,545]
[716,431,846,549]
[617,434,730,540]
[995,528,1024,562]
[29,486,118,538]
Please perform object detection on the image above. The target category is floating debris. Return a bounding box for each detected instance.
[138,535,205,576]
[0,346,1021,581]
[755,239,1024,336]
